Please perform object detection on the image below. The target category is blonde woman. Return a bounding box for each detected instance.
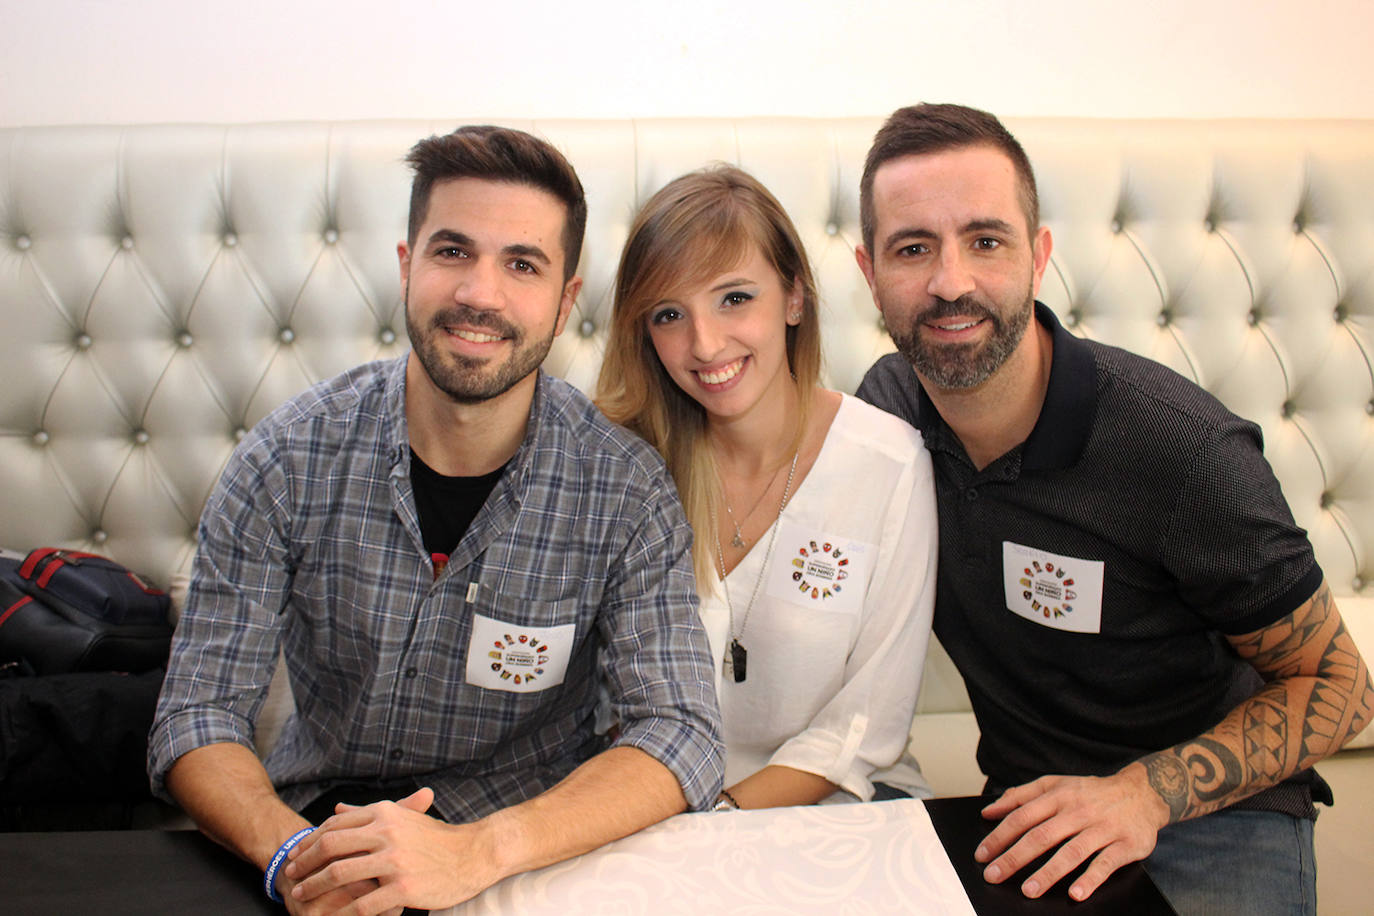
[597,166,937,809]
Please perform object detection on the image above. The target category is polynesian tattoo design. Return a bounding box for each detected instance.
[1300,618,1372,759]
[1242,694,1289,783]
[1142,585,1373,823]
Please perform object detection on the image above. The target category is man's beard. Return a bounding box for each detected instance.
[405,297,555,404]
[888,288,1034,390]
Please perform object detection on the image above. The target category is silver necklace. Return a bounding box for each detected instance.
[720,459,789,549]
[711,448,799,683]
[722,505,748,549]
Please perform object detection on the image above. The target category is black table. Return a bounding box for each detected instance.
[1,797,1174,915]
[926,796,1177,915]
[4,827,276,915]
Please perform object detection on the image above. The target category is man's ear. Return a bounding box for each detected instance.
[553,276,583,337]
[1030,226,1053,298]
[397,241,412,297]
[855,245,880,310]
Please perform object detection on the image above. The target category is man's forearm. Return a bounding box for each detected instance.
[165,741,311,869]
[476,745,687,884]
[1138,584,1374,823]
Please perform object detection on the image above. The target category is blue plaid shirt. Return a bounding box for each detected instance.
[149,356,723,819]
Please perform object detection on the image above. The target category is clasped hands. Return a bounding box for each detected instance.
[974,764,1171,902]
[277,787,495,916]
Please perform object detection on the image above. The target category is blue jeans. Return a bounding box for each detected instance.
[1144,809,1316,916]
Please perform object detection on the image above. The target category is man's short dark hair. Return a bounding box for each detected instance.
[405,125,588,281]
[860,103,1039,252]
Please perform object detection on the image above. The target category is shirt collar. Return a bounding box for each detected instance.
[387,353,547,491]
[384,355,410,468]
[913,302,1098,472]
[503,371,547,495]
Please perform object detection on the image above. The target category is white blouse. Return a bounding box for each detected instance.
[700,394,938,801]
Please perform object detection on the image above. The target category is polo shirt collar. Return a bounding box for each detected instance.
[1021,302,1097,470]
[913,302,1097,472]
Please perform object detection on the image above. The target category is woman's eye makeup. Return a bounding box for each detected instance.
[646,283,760,326]
[648,306,682,326]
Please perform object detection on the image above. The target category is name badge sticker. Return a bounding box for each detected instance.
[1002,541,1104,634]
[764,519,871,615]
[465,613,575,693]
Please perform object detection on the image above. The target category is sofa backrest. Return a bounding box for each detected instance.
[2,119,1372,611]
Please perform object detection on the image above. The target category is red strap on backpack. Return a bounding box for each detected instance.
[18,547,62,579]
[0,594,33,628]
[20,549,109,589]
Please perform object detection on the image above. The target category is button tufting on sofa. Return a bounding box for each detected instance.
[0,118,1367,602]
[0,116,1369,912]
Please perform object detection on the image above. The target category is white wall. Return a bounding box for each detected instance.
[2,0,1370,126]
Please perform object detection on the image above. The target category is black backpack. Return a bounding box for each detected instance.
[0,549,174,829]
[0,549,172,676]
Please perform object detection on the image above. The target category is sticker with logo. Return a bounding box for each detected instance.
[464,613,575,693]
[1001,541,1104,634]
[763,519,871,615]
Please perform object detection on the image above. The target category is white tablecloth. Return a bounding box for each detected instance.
[441,798,976,915]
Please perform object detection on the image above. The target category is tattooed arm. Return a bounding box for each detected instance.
[974,581,1374,901]
[1141,582,1372,821]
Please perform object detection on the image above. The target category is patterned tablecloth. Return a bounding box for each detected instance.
[441,798,975,915]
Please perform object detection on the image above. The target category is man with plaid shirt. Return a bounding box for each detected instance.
[150,126,722,915]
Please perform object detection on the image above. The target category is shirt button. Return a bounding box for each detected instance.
[964,488,979,501]
[389,748,404,761]
[404,667,418,679]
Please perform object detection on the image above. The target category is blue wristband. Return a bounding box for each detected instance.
[263,826,316,903]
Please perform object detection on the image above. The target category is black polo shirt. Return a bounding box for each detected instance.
[858,303,1326,814]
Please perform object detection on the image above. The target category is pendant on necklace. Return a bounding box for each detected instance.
[730,532,746,549]
[725,639,747,683]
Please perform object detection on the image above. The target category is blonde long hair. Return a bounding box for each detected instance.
[596,166,823,587]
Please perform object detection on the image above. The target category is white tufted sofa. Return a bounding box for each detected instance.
[2,119,1372,910]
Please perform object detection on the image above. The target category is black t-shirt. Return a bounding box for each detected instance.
[410,450,505,576]
[857,303,1326,816]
